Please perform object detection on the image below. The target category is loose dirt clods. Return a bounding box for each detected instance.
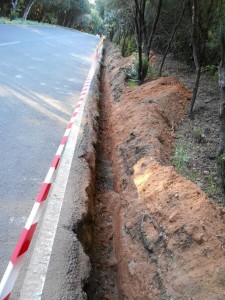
[82,42,225,299]
[82,64,120,299]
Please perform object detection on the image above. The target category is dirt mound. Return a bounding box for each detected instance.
[103,42,225,299]
[104,43,132,102]
[156,54,223,203]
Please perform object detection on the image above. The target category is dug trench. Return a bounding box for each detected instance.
[76,42,225,300]
[82,62,121,299]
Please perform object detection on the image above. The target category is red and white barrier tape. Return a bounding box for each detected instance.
[0,38,103,300]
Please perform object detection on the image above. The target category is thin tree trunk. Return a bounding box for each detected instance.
[218,87,225,155]
[218,32,225,157]
[140,0,147,54]
[134,0,143,84]
[158,0,187,76]
[41,14,46,23]
[188,66,201,119]
[11,0,19,19]
[62,13,67,26]
[188,0,201,119]
[23,0,36,20]
[11,0,18,12]
[146,0,162,60]
[218,62,225,192]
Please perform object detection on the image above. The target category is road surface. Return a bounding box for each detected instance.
[0,24,99,281]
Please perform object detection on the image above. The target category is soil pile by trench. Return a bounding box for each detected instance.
[83,42,225,300]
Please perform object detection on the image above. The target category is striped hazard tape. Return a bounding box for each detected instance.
[0,38,103,300]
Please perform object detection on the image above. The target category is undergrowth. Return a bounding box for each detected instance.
[173,140,223,204]
[125,53,155,84]
[0,17,53,26]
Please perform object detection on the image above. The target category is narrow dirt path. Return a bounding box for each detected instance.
[84,65,120,299]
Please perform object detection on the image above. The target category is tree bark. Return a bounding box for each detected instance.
[23,0,37,20]
[218,32,225,157]
[11,0,18,12]
[133,0,144,84]
[146,0,162,60]
[158,0,187,77]
[188,0,201,119]
[11,0,19,19]
[188,66,201,119]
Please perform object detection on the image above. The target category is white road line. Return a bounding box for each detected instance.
[0,41,21,47]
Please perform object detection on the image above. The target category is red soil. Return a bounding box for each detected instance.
[86,42,225,300]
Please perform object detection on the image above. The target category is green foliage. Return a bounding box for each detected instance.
[125,56,138,81]
[126,36,136,55]
[173,143,190,173]
[44,12,57,24]
[78,9,103,34]
[205,174,220,199]
[95,0,105,19]
[202,65,218,77]
[0,17,11,24]
[119,35,136,57]
[193,127,203,143]
[146,64,155,80]
[0,0,92,30]
[125,53,151,83]
[128,80,138,88]
[140,55,149,81]
[10,10,19,20]
[104,10,117,40]
[193,127,202,138]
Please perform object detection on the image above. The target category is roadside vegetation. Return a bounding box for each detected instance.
[94,0,225,203]
[0,0,103,33]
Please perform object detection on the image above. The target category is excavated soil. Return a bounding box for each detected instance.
[83,65,120,299]
[153,54,224,204]
[83,42,225,300]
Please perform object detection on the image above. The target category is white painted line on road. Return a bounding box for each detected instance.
[0,41,21,47]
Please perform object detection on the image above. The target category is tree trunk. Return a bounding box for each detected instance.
[146,0,162,60]
[11,0,19,19]
[23,0,36,20]
[62,13,67,27]
[188,0,201,119]
[158,0,187,77]
[11,0,18,12]
[133,0,144,84]
[188,66,201,119]
[218,87,225,156]
[218,32,225,157]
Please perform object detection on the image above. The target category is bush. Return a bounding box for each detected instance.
[119,35,136,57]
[126,36,136,56]
[125,54,150,82]
[140,55,149,80]
[125,55,138,80]
[202,65,218,77]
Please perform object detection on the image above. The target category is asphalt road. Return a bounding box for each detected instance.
[0,24,99,280]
